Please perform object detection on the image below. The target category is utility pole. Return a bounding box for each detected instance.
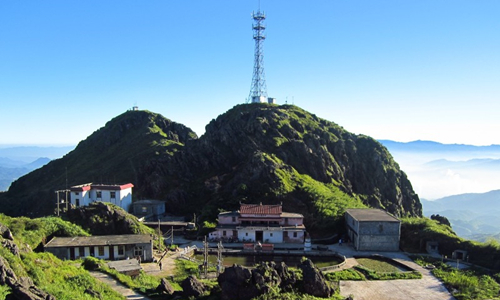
[217,240,224,276]
[171,226,174,246]
[203,236,209,278]
[56,191,60,216]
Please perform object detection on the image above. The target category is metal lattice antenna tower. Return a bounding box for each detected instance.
[248,8,268,103]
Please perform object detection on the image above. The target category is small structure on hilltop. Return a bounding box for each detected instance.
[69,183,134,212]
[131,199,166,220]
[210,203,306,244]
[44,234,153,262]
[345,208,401,251]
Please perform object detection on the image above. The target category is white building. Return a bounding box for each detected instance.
[211,203,306,244]
[70,183,134,212]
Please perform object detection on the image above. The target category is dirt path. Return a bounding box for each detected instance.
[90,271,153,300]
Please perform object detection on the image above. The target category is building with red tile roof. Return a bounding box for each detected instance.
[210,203,306,244]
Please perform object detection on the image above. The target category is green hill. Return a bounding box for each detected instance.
[0,104,421,236]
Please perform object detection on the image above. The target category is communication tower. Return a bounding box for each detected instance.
[248,8,274,104]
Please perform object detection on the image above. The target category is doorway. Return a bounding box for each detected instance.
[256,231,263,242]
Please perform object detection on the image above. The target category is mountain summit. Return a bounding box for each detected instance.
[0,104,421,234]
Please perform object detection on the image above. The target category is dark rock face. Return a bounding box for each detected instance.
[0,104,421,231]
[0,256,56,300]
[156,278,175,295]
[180,275,206,298]
[298,259,334,298]
[0,223,14,240]
[65,202,144,235]
[218,264,261,300]
[2,240,20,257]
[218,262,298,300]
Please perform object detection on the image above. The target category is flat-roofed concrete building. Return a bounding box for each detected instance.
[345,208,401,251]
[131,199,166,220]
[44,234,153,262]
[70,183,134,212]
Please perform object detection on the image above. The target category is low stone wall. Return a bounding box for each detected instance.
[319,253,347,272]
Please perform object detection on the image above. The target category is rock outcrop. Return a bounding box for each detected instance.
[0,255,56,300]
[156,278,175,295]
[0,104,421,236]
[218,260,336,299]
[298,259,334,298]
[0,222,14,240]
[64,202,150,235]
[180,275,206,298]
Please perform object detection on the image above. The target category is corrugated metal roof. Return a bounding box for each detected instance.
[240,203,282,215]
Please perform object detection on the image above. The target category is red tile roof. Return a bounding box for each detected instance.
[240,203,282,215]
[70,183,134,191]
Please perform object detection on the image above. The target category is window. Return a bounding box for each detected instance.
[75,192,79,196]
[96,191,102,199]
[270,233,273,237]
[98,246,105,256]
[75,199,80,207]
[141,206,148,213]
[223,231,226,236]
[232,216,236,222]
[110,192,116,199]
[293,232,297,238]
[118,246,125,256]
[134,246,143,257]
[245,233,248,236]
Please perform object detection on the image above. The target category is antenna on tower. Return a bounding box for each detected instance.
[247,4,270,104]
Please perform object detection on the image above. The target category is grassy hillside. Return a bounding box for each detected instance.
[401,217,500,270]
[0,215,123,299]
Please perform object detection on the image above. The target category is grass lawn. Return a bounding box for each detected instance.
[355,258,406,273]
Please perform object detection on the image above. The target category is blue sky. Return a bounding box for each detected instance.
[1,1,499,146]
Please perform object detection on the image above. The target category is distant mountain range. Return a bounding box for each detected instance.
[0,146,74,191]
[421,190,500,242]
[379,140,500,200]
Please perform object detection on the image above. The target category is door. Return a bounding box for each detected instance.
[256,231,263,242]
[69,247,75,260]
[109,246,115,260]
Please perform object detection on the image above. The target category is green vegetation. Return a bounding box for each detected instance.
[413,256,500,300]
[0,243,123,300]
[0,215,125,299]
[356,257,408,273]
[401,217,500,269]
[0,285,10,300]
[324,269,364,281]
[353,265,422,280]
[0,214,89,249]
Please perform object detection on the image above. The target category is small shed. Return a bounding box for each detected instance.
[108,259,142,277]
[345,209,401,251]
[132,200,166,220]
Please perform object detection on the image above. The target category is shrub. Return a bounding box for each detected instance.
[82,257,102,271]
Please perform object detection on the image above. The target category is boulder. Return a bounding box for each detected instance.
[0,223,14,240]
[157,278,175,295]
[180,275,206,298]
[275,262,297,292]
[2,240,20,257]
[298,259,334,298]
[218,264,260,300]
